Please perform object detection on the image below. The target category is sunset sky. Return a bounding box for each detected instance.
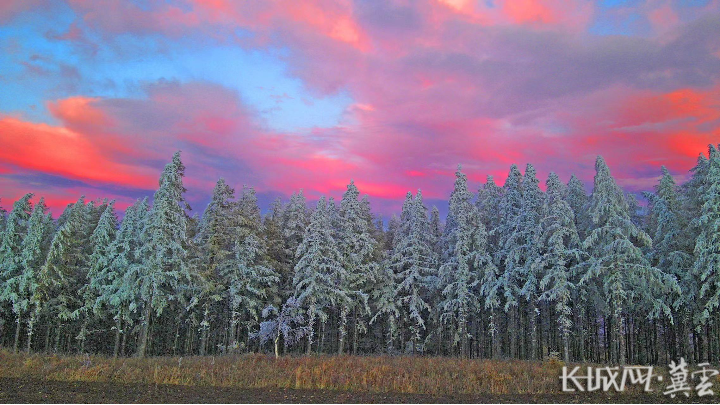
[1,0,719,216]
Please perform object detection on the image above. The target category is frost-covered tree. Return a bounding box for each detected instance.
[0,194,33,349]
[391,191,435,353]
[2,196,50,352]
[494,165,524,357]
[98,198,148,357]
[580,156,678,364]
[19,199,53,352]
[37,196,92,352]
[538,173,581,363]
[133,151,190,357]
[255,297,309,358]
[438,166,485,357]
[75,201,118,353]
[293,197,349,354]
[516,164,545,360]
[645,166,695,359]
[337,181,375,354]
[693,145,720,332]
[224,226,279,351]
[191,179,236,355]
[474,177,504,358]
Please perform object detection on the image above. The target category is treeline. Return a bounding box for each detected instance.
[0,147,719,365]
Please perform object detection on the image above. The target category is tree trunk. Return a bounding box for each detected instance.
[199,305,210,356]
[528,303,537,360]
[274,335,280,358]
[79,319,88,354]
[459,310,468,358]
[26,310,36,353]
[614,308,626,365]
[509,307,517,359]
[490,310,501,359]
[338,306,348,355]
[53,321,62,353]
[44,321,51,353]
[136,303,152,357]
[13,313,22,354]
[113,318,122,358]
[352,307,359,356]
[306,309,315,355]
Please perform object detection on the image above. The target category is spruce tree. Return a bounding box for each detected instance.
[694,145,720,334]
[0,194,34,349]
[538,173,581,363]
[224,186,279,352]
[134,151,190,357]
[495,164,524,357]
[99,198,148,357]
[645,166,695,359]
[581,156,678,364]
[337,181,375,354]
[517,164,545,360]
[76,201,118,353]
[438,166,486,357]
[293,197,349,354]
[192,179,236,354]
[38,197,92,349]
[391,191,435,353]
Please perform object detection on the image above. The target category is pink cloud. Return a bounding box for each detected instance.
[2,0,719,214]
[0,0,45,23]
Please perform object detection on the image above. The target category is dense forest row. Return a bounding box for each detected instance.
[1,146,719,365]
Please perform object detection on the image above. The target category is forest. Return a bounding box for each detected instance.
[0,145,719,366]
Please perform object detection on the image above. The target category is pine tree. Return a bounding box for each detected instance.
[98,198,148,357]
[694,145,720,333]
[293,197,349,354]
[76,201,118,353]
[580,156,678,364]
[438,166,486,357]
[645,166,695,359]
[222,186,279,352]
[36,197,93,353]
[517,164,545,360]
[256,297,310,358]
[0,194,33,288]
[133,151,190,357]
[192,179,236,355]
[337,181,376,354]
[391,191,435,354]
[1,196,50,352]
[495,164,524,357]
[476,176,504,358]
[538,173,581,363]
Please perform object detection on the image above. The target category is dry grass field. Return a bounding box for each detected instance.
[0,350,716,403]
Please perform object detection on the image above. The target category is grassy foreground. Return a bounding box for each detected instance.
[0,350,688,399]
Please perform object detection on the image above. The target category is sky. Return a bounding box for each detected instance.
[1,0,719,217]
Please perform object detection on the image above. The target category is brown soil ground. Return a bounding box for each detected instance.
[1,377,716,404]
